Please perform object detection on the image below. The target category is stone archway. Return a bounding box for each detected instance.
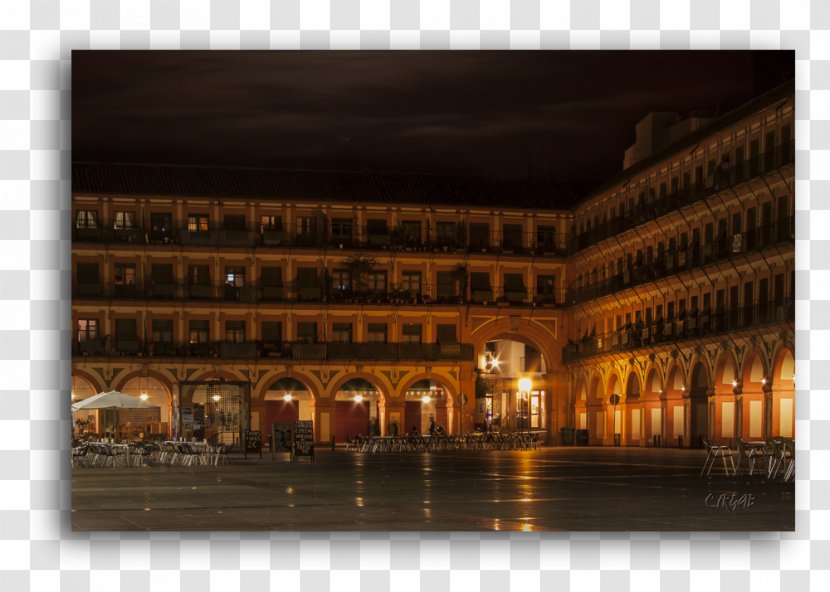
[771,346,795,438]
[71,372,104,438]
[741,349,768,440]
[117,372,174,438]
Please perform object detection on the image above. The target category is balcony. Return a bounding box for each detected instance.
[562,300,794,363]
[72,339,475,362]
[74,222,571,259]
[565,216,794,307]
[570,141,795,252]
[73,280,566,308]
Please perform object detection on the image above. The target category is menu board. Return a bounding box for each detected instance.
[293,420,314,462]
[272,423,292,454]
[244,430,262,458]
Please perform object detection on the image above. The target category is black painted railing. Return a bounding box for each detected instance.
[562,300,794,363]
[566,217,794,306]
[72,339,474,362]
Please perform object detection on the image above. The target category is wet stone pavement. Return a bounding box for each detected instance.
[71,447,795,531]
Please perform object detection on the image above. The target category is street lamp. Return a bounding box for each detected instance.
[518,377,532,434]
[609,393,621,446]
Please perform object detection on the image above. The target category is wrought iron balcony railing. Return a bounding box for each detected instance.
[72,339,475,362]
[562,300,794,363]
[570,141,795,252]
[565,216,794,306]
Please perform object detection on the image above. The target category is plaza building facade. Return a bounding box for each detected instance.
[71,81,794,447]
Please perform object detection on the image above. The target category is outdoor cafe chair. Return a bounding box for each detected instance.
[735,438,766,476]
[700,437,735,476]
[767,437,794,480]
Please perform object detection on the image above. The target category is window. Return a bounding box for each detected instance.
[367,270,387,293]
[225,320,246,343]
[224,214,246,230]
[188,265,210,285]
[436,222,456,243]
[77,319,97,342]
[150,213,173,241]
[366,219,389,243]
[537,274,556,303]
[115,319,137,340]
[402,323,422,343]
[503,224,522,250]
[189,320,210,343]
[436,324,457,345]
[75,210,98,228]
[367,322,387,343]
[152,319,173,343]
[295,267,318,286]
[331,269,350,291]
[469,223,490,248]
[504,273,526,301]
[151,264,173,285]
[225,266,245,287]
[114,263,136,286]
[297,322,317,344]
[260,267,282,287]
[77,262,99,284]
[331,218,353,239]
[262,321,282,343]
[296,216,318,236]
[402,271,421,295]
[113,211,135,229]
[332,322,353,343]
[436,270,455,300]
[367,218,388,233]
[188,214,209,232]
[401,220,421,243]
[260,215,282,231]
[536,226,556,251]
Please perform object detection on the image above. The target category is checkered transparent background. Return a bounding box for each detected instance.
[0,1,826,590]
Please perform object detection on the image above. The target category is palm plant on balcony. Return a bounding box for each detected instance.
[344,255,377,299]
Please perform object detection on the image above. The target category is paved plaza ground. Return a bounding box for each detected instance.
[71,447,795,531]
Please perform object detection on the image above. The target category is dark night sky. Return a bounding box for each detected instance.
[72,51,793,186]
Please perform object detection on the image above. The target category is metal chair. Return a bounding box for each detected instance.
[700,437,735,476]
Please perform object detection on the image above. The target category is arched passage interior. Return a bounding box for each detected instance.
[476,338,548,432]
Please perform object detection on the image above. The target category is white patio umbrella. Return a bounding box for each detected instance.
[71,390,158,411]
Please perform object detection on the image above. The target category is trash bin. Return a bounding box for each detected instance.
[575,429,589,446]
[560,427,575,446]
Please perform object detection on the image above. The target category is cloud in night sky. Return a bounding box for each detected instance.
[72,50,793,185]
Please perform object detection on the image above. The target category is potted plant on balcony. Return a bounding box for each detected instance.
[344,255,377,301]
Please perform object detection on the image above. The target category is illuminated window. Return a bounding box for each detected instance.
[113,211,135,229]
[77,319,97,342]
[188,214,209,232]
[75,210,98,228]
[260,215,282,231]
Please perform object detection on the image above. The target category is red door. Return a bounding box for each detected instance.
[335,400,369,442]
[262,400,299,434]
[405,401,422,434]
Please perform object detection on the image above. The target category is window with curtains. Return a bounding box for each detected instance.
[152,319,173,343]
[189,320,210,343]
[187,214,209,232]
[402,323,422,344]
[75,210,98,228]
[225,320,246,343]
[367,323,387,343]
[77,319,98,342]
[113,211,135,229]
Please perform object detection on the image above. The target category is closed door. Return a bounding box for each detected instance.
[335,401,370,442]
